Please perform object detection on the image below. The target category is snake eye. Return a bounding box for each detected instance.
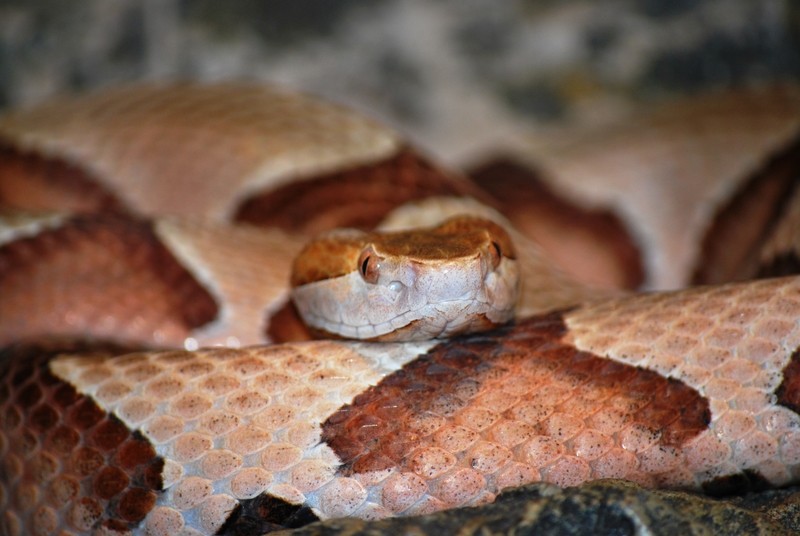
[358,248,380,284]
[489,241,502,270]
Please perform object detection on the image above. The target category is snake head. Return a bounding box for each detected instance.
[290,216,521,341]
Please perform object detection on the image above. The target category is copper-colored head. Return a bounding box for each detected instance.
[290,216,520,341]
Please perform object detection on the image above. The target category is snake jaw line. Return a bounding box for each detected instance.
[292,252,519,341]
[290,216,520,341]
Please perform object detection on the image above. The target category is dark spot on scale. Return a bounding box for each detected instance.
[216,493,320,534]
[118,487,158,522]
[117,433,159,471]
[69,397,106,430]
[49,425,81,454]
[72,446,104,476]
[11,364,34,386]
[142,458,165,490]
[322,312,710,476]
[21,428,39,452]
[1,343,166,530]
[4,405,22,428]
[94,466,131,500]
[91,415,131,451]
[53,382,81,408]
[30,403,59,431]
[16,382,43,408]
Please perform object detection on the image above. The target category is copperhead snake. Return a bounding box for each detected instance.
[1,83,800,535]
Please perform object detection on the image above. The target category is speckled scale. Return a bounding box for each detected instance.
[3,277,800,534]
[31,339,420,534]
[0,346,163,536]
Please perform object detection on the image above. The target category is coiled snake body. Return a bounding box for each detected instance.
[1,83,800,535]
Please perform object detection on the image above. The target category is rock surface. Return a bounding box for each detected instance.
[1,0,798,162]
[280,480,800,535]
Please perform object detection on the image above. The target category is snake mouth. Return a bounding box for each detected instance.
[299,298,507,341]
[291,253,520,341]
[289,215,520,341]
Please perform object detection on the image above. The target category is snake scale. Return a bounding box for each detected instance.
[1,83,800,535]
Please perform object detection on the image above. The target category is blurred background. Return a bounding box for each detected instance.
[1,0,798,163]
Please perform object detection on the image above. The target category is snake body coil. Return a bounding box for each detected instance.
[1,83,800,535]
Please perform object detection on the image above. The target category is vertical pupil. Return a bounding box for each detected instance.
[361,255,371,276]
[492,241,501,257]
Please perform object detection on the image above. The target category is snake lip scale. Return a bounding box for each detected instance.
[290,216,520,341]
[1,82,800,535]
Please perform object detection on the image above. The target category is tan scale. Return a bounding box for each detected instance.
[153,219,306,347]
[2,82,800,535]
[564,277,800,484]
[495,85,800,289]
[45,341,434,534]
[0,83,401,220]
[0,277,787,534]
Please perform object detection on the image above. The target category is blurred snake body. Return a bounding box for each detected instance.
[1,83,800,535]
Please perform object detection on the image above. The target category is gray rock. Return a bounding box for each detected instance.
[281,480,800,535]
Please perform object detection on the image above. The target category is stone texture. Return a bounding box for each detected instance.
[279,479,800,535]
[0,1,797,162]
